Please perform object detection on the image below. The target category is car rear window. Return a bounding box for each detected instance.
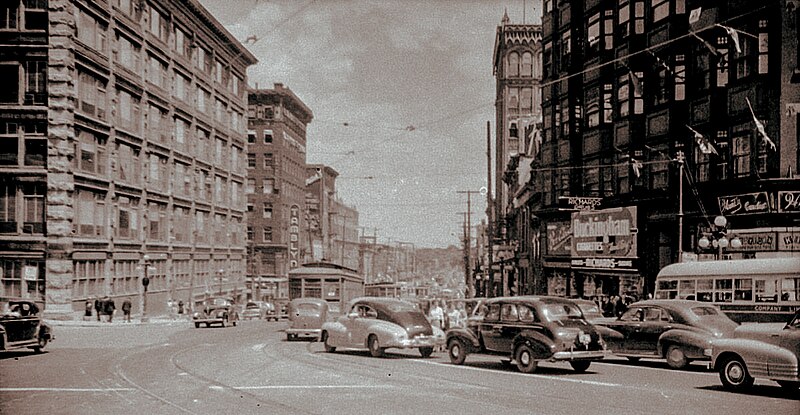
[690,306,720,316]
[295,303,322,316]
[542,303,583,321]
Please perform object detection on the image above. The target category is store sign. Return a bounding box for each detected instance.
[718,192,770,215]
[546,221,572,256]
[778,232,800,251]
[558,196,602,211]
[777,191,800,213]
[570,258,635,270]
[571,206,637,258]
[728,231,776,251]
[288,205,300,269]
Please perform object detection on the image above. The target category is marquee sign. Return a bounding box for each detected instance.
[570,206,638,258]
[289,205,300,269]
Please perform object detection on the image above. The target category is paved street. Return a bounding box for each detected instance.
[1,320,797,415]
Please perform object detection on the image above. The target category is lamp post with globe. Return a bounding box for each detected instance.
[697,215,742,260]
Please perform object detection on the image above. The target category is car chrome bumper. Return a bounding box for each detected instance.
[393,336,445,348]
[286,328,321,337]
[552,349,609,361]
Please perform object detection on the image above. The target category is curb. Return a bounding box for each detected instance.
[45,317,188,327]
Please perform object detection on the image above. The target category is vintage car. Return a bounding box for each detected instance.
[192,297,239,328]
[241,301,278,321]
[710,310,800,391]
[596,299,738,369]
[446,296,607,373]
[321,297,445,357]
[1,299,53,353]
[286,298,329,341]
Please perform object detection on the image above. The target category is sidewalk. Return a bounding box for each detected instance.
[45,315,189,327]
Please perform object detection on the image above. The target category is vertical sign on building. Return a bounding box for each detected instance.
[289,205,300,268]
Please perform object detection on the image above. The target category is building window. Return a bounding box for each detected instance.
[1,2,19,29]
[618,73,630,118]
[543,43,552,79]
[616,160,630,194]
[114,33,141,75]
[263,204,272,219]
[247,130,256,143]
[507,52,519,77]
[247,226,254,241]
[694,45,711,91]
[76,70,107,120]
[633,1,645,34]
[115,195,139,240]
[148,6,169,44]
[116,88,141,133]
[618,0,630,39]
[652,0,669,23]
[695,148,710,182]
[263,178,275,194]
[587,13,600,57]
[649,148,669,190]
[758,20,768,74]
[731,126,751,178]
[263,226,273,243]
[195,210,208,243]
[603,9,614,50]
[148,153,168,192]
[263,153,274,169]
[173,71,189,102]
[560,97,570,137]
[23,60,46,105]
[147,54,169,89]
[246,178,255,194]
[521,52,532,77]
[0,184,17,233]
[75,130,107,176]
[148,202,167,241]
[76,7,108,53]
[75,188,106,237]
[247,153,256,168]
[584,164,600,195]
[560,31,571,69]
[602,84,613,123]
[585,85,600,128]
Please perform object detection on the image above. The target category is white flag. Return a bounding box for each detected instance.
[689,7,702,25]
[745,97,776,151]
[723,26,741,54]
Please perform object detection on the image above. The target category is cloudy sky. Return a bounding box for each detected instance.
[199,0,541,248]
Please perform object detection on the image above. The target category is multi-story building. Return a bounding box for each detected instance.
[492,11,543,297]
[246,84,313,302]
[0,0,257,319]
[304,164,359,270]
[505,0,800,301]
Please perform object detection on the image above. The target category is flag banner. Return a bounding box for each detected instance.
[628,70,642,96]
[630,158,643,178]
[687,125,718,155]
[745,97,776,151]
[722,25,741,54]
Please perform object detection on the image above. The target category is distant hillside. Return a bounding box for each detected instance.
[414,246,464,287]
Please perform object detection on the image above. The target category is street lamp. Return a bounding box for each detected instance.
[138,255,155,323]
[698,215,742,259]
[217,268,225,296]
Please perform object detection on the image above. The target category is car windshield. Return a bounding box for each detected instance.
[542,302,584,321]
[690,306,721,317]
[246,303,259,309]
[295,303,322,316]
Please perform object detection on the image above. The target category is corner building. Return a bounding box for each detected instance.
[526,0,800,301]
[246,84,312,302]
[0,0,257,318]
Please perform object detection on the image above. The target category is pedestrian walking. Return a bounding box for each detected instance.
[94,296,102,321]
[122,297,132,323]
[178,300,185,317]
[103,296,115,323]
[428,300,445,351]
[84,300,93,320]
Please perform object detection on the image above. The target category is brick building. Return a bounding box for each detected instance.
[0,0,256,319]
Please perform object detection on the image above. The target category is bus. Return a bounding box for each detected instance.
[654,257,800,323]
[287,262,364,315]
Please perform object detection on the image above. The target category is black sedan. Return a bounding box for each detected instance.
[596,299,738,369]
[1,299,53,352]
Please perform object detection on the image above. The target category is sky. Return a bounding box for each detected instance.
[199,0,541,249]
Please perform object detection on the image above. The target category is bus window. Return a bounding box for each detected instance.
[755,279,778,303]
[657,279,678,299]
[678,280,695,299]
[715,279,733,303]
[734,278,753,301]
[697,279,713,302]
[781,278,799,302]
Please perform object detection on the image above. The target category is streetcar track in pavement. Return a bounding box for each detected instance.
[109,325,316,415]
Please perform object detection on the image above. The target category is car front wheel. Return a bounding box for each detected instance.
[515,344,538,374]
[570,360,591,372]
[665,345,688,369]
[368,334,385,358]
[448,338,467,365]
[719,356,754,391]
[322,332,336,353]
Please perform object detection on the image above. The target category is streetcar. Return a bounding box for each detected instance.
[287,262,364,315]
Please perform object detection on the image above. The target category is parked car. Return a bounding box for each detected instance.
[286,298,329,341]
[241,301,277,321]
[596,299,738,369]
[446,296,608,373]
[321,297,445,357]
[0,299,53,353]
[710,310,800,391]
[193,297,239,328]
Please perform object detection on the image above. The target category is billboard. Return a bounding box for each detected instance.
[570,206,637,258]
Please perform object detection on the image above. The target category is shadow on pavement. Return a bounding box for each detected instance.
[0,350,46,360]
[598,357,713,373]
[697,384,800,400]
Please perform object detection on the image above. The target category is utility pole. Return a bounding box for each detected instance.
[676,150,685,264]
[486,120,494,297]
[457,190,480,298]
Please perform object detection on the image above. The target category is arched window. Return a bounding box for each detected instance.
[521,52,533,77]
[507,52,519,77]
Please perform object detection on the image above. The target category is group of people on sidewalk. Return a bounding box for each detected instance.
[427,299,468,351]
[84,296,132,322]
